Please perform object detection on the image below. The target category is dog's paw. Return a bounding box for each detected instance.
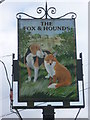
[28,76,31,81]
[33,79,37,82]
[25,76,31,83]
[45,74,50,79]
[25,80,30,83]
[48,83,57,89]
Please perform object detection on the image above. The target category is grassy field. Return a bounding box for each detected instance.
[19,63,78,101]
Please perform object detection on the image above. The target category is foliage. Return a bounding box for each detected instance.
[53,29,76,76]
[32,34,41,39]
[19,29,30,58]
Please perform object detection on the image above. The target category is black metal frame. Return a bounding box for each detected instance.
[16,2,77,19]
[12,2,85,109]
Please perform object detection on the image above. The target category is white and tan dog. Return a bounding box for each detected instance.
[24,44,50,82]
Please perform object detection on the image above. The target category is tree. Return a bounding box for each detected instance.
[19,29,31,59]
[53,29,76,76]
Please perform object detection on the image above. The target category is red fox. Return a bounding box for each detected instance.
[44,54,71,88]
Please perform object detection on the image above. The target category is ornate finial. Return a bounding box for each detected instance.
[45,1,48,19]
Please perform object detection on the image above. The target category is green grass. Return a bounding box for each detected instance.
[19,63,78,101]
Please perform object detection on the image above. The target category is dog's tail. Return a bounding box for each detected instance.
[24,47,31,64]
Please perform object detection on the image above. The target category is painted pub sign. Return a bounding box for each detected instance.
[18,18,78,102]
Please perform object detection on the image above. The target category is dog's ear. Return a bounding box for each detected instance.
[36,45,41,51]
[30,45,37,55]
[30,45,34,50]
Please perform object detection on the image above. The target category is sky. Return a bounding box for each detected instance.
[0,0,89,119]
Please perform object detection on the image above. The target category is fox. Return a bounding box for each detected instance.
[44,54,72,88]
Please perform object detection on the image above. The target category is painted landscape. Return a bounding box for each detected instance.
[19,28,78,102]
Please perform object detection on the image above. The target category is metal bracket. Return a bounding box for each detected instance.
[16,2,77,19]
[42,105,55,120]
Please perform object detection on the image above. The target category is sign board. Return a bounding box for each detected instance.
[18,18,79,103]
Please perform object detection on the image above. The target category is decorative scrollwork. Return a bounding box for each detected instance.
[36,7,45,14]
[16,2,77,19]
[47,7,56,19]
[56,12,77,19]
[36,7,46,18]
[16,12,37,19]
[48,7,56,14]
